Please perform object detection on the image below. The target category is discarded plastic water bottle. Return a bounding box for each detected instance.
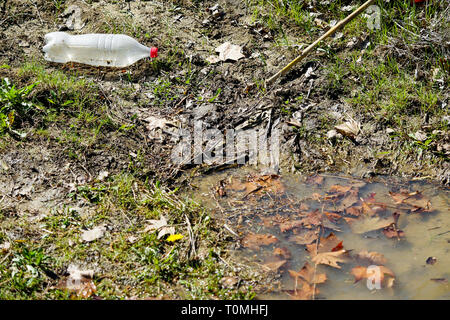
[43,32,158,68]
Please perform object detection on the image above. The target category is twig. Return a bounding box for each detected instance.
[223,224,239,238]
[266,0,376,86]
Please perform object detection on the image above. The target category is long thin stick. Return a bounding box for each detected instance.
[266,0,376,86]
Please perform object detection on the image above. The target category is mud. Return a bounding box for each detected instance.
[0,0,448,261]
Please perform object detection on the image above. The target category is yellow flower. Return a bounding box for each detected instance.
[166,234,183,242]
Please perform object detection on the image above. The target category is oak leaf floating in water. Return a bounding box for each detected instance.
[351,265,395,288]
[241,232,278,250]
[288,262,327,284]
[306,233,349,269]
[389,190,432,212]
[312,250,348,269]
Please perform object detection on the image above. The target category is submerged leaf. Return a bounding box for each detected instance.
[263,259,287,272]
[288,262,327,284]
[351,265,395,285]
[285,281,318,300]
[241,232,278,250]
[356,250,387,265]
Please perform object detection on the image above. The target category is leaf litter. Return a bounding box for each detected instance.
[211,172,440,299]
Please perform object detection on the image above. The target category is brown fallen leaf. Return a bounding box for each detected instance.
[241,232,278,250]
[299,210,341,231]
[351,265,395,285]
[335,189,360,212]
[345,206,362,217]
[306,175,324,186]
[260,214,290,228]
[288,229,318,245]
[273,247,291,259]
[306,233,343,256]
[306,233,348,269]
[356,250,387,265]
[278,219,304,233]
[262,259,287,272]
[335,118,360,138]
[288,262,327,284]
[228,174,285,198]
[389,190,432,212]
[285,281,318,300]
[383,223,405,239]
[329,185,352,194]
[346,215,395,234]
[312,193,322,201]
[312,250,347,269]
[324,211,342,223]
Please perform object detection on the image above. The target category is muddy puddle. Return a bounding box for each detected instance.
[187,168,449,300]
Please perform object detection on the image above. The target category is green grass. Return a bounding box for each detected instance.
[0,77,37,133]
[0,173,256,299]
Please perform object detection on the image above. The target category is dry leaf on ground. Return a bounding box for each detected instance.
[144,215,175,239]
[334,118,360,138]
[81,225,106,242]
[207,42,245,63]
[241,232,278,250]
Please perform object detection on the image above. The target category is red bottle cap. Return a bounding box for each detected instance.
[150,47,158,58]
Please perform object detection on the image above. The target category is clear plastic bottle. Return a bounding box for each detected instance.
[43,32,158,68]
